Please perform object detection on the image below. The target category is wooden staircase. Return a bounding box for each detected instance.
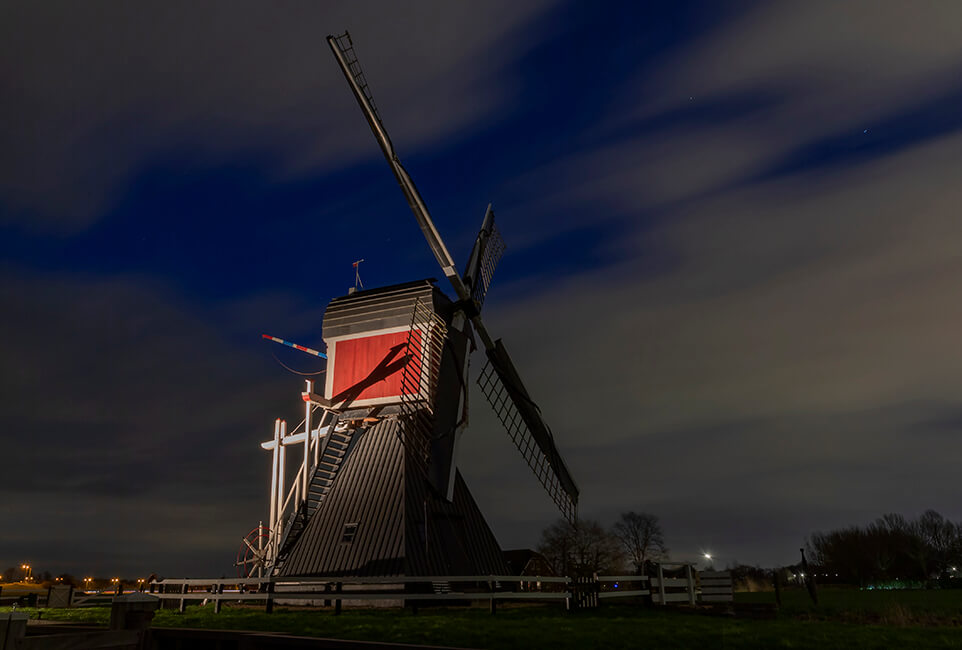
[275,416,360,568]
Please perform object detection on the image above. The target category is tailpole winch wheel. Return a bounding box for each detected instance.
[235,525,272,578]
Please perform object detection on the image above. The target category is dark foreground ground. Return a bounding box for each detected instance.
[6,588,962,649]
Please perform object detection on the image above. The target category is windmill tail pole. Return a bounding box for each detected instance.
[262,334,328,359]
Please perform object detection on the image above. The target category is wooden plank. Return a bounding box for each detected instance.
[699,571,731,578]
[155,575,571,587]
[650,578,689,587]
[701,594,734,602]
[700,578,732,586]
[701,587,734,594]
[595,575,649,582]
[152,590,571,602]
[598,590,650,598]
[652,592,691,603]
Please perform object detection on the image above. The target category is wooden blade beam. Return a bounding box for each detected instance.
[326,32,496,350]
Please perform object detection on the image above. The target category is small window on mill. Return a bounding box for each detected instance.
[342,523,359,543]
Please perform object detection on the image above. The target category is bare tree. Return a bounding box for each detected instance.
[538,518,624,577]
[807,510,962,585]
[914,509,956,576]
[612,511,668,573]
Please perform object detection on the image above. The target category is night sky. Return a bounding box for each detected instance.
[4,1,962,577]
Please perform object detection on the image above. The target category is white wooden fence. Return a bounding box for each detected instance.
[698,570,734,603]
[143,566,734,613]
[650,563,697,605]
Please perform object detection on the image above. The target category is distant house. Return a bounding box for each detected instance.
[503,549,556,577]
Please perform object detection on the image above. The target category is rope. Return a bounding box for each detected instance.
[271,350,327,377]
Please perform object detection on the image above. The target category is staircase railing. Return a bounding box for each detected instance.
[266,386,339,569]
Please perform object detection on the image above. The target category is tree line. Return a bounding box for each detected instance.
[806,509,962,586]
[2,567,54,583]
[537,511,669,577]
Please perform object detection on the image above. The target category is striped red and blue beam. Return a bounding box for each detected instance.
[261,334,328,359]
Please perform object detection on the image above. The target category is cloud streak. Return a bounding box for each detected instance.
[0,1,556,230]
[461,2,962,563]
[4,1,962,573]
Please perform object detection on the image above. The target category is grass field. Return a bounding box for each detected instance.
[738,586,962,626]
[4,589,962,649]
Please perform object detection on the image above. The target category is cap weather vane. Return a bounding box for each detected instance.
[352,258,365,292]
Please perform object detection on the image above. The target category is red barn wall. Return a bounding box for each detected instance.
[328,330,423,404]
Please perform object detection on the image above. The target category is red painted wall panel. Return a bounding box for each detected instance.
[330,330,422,403]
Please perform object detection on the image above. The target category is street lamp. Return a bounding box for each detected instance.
[84,577,93,592]
[20,564,32,582]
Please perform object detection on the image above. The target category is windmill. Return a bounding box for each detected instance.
[253,32,578,578]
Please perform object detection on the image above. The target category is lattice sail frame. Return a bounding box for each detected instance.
[471,222,505,309]
[397,298,448,473]
[477,359,577,523]
[329,33,383,128]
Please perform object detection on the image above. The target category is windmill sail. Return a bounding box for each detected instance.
[327,33,471,306]
[478,341,579,522]
[462,205,505,310]
[327,31,577,522]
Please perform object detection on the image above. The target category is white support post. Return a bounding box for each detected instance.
[268,419,280,555]
[687,564,696,605]
[277,420,287,536]
[303,380,312,501]
[314,410,323,468]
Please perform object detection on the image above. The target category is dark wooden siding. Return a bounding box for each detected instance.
[279,418,507,578]
[279,420,405,577]
[405,467,508,576]
[322,280,447,340]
